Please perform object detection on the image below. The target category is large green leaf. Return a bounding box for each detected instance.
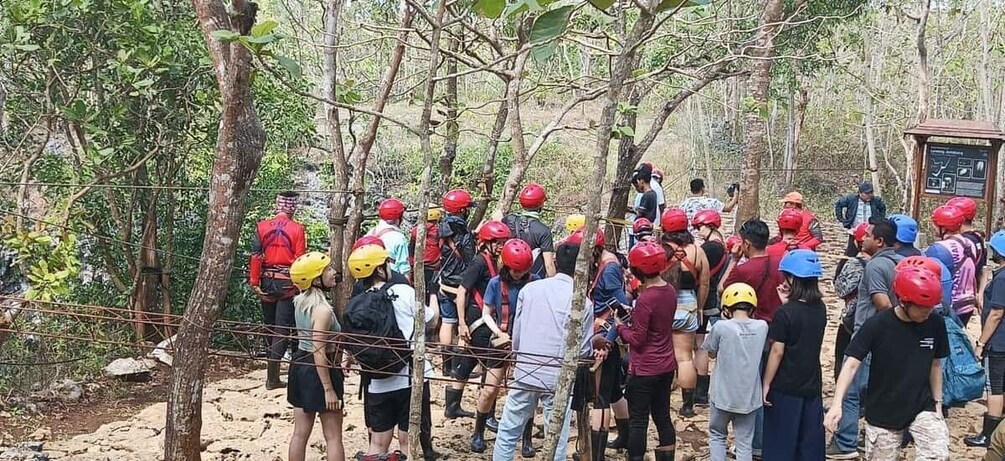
[276,55,302,80]
[251,19,278,37]
[473,0,505,18]
[210,29,240,42]
[587,0,614,11]
[656,0,710,12]
[529,5,574,45]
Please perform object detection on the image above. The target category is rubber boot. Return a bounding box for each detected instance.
[608,418,630,450]
[965,413,1003,447]
[265,361,286,390]
[521,422,536,458]
[442,351,454,377]
[679,388,695,418]
[444,388,475,419]
[654,449,675,461]
[420,426,440,461]
[486,401,499,432]
[471,412,489,453]
[694,374,710,406]
[592,430,608,461]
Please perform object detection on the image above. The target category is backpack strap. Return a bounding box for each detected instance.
[706,242,727,277]
[260,219,296,266]
[949,235,977,264]
[471,252,498,309]
[588,259,617,303]
[445,236,463,258]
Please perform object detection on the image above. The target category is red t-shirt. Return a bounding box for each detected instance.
[619,283,677,376]
[723,255,784,322]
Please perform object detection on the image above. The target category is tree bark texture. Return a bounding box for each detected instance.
[322,0,351,316]
[906,0,932,214]
[164,1,266,459]
[437,35,460,197]
[490,39,531,220]
[468,98,509,228]
[736,0,785,226]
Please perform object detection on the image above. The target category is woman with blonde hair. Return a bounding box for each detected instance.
[287,251,345,461]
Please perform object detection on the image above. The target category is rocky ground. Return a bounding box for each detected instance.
[0,219,995,460]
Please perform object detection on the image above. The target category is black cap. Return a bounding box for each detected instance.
[859,182,874,194]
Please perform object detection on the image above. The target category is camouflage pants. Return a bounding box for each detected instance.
[864,412,949,461]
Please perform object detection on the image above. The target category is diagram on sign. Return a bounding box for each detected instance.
[924,143,990,199]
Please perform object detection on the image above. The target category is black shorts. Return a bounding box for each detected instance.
[365,387,411,433]
[455,328,509,377]
[422,267,439,296]
[989,351,1005,395]
[287,350,345,413]
[696,310,721,335]
[594,346,624,409]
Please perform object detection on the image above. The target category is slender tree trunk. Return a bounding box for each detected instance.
[322,0,351,315]
[906,0,932,214]
[783,87,795,187]
[164,1,266,459]
[491,39,532,219]
[791,89,807,187]
[863,29,886,195]
[132,168,161,341]
[438,34,460,196]
[736,0,786,226]
[469,98,509,228]
[409,0,447,457]
[608,87,643,247]
[978,0,993,121]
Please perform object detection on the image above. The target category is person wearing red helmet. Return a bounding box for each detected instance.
[691,209,729,407]
[766,208,810,258]
[249,191,308,389]
[366,198,410,277]
[660,207,711,418]
[779,191,824,250]
[447,220,511,424]
[680,178,737,241]
[436,189,476,380]
[408,206,443,312]
[825,266,949,460]
[948,196,990,311]
[930,204,979,324]
[463,238,541,455]
[831,222,871,382]
[633,218,654,241]
[502,183,557,278]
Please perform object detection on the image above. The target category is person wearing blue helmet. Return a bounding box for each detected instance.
[967,231,1005,448]
[762,250,827,460]
[923,244,955,317]
[888,214,922,257]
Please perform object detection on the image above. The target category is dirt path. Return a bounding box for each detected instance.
[31,220,996,460]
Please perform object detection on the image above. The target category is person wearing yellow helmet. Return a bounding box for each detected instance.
[346,244,439,461]
[286,251,344,461]
[565,214,586,234]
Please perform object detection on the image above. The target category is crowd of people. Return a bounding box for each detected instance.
[246,164,1005,461]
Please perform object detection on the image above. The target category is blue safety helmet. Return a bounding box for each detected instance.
[888,214,918,245]
[923,244,954,272]
[779,249,823,278]
[989,230,1005,259]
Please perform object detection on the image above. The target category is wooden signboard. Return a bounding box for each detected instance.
[922,142,992,199]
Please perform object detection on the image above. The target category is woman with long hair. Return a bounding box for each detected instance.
[286,252,345,461]
[660,208,710,418]
[691,209,728,406]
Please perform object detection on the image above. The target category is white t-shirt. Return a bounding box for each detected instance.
[651,179,665,207]
[367,283,436,394]
[679,195,724,239]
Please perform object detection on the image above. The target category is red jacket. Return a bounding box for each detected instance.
[766,237,812,259]
[794,209,823,250]
[249,213,307,286]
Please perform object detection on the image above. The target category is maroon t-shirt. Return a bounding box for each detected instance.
[619,283,677,376]
[723,254,784,322]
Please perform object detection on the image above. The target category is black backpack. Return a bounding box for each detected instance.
[342,285,412,380]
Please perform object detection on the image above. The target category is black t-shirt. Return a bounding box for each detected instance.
[460,251,497,325]
[702,240,727,311]
[502,213,555,277]
[350,270,410,298]
[962,230,988,280]
[845,308,949,430]
[766,300,827,397]
[638,190,658,223]
[438,216,476,287]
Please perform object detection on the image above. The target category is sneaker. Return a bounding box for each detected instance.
[825,440,858,460]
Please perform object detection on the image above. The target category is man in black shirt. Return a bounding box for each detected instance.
[503,183,556,278]
[632,169,658,224]
[824,266,950,460]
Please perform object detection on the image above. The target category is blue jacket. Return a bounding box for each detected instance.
[834,194,886,229]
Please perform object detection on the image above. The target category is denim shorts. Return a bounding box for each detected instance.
[439,289,459,324]
[673,290,700,333]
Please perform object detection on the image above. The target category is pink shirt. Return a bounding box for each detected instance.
[935,237,977,315]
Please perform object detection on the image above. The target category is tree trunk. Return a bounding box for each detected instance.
[736,0,786,226]
[437,35,460,196]
[132,167,161,341]
[906,0,932,214]
[164,1,266,459]
[322,0,350,316]
[491,42,532,220]
[468,98,509,228]
[783,87,795,187]
[608,87,643,248]
[978,0,993,121]
[791,89,807,187]
[863,28,886,196]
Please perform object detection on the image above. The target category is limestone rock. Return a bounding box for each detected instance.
[103,358,151,380]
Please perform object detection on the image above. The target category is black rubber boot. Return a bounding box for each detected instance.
[593,430,608,461]
[521,422,536,458]
[965,413,1003,447]
[442,351,454,377]
[654,449,675,461]
[486,401,499,432]
[265,361,286,390]
[608,418,630,450]
[420,426,440,461]
[679,388,695,418]
[444,388,475,419]
[471,412,489,453]
[694,374,710,406]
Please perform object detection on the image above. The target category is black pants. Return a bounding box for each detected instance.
[625,372,676,457]
[844,234,858,257]
[262,296,295,361]
[834,326,852,382]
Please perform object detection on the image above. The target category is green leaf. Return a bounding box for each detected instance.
[251,19,278,37]
[276,55,302,80]
[587,0,614,10]
[246,33,279,45]
[133,78,154,89]
[656,0,710,12]
[13,44,40,51]
[473,0,505,18]
[210,29,240,42]
[619,125,635,137]
[529,4,574,46]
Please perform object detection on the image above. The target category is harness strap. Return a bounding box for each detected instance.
[471,252,498,310]
[499,282,511,333]
[588,259,617,303]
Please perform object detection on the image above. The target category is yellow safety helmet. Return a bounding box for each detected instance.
[565,214,586,234]
[426,206,443,222]
[348,244,390,279]
[290,251,332,291]
[721,282,758,308]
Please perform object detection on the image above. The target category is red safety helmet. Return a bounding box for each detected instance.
[567,227,606,248]
[776,208,803,232]
[897,256,942,278]
[852,222,870,244]
[478,220,512,242]
[893,266,942,309]
[691,209,721,229]
[660,208,688,233]
[633,218,654,234]
[501,239,534,272]
[377,198,406,221]
[518,183,547,210]
[442,189,473,214]
[628,241,667,275]
[352,235,386,252]
[931,205,965,232]
[947,197,977,221]
[725,234,742,252]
